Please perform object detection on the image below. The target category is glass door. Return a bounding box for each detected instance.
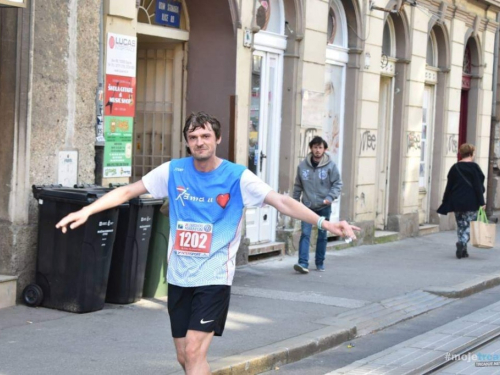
[246,51,281,244]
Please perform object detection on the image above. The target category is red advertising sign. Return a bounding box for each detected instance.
[105,75,136,117]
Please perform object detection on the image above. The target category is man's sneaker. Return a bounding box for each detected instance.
[293,264,309,274]
[316,265,325,272]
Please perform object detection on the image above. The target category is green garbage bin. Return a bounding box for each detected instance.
[142,201,170,298]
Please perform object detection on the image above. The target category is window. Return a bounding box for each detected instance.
[327,8,337,44]
[426,31,437,67]
[382,16,395,57]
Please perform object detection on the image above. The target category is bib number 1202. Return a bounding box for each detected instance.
[174,221,213,257]
[178,231,208,249]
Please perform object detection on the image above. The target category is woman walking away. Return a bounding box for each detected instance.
[437,144,486,259]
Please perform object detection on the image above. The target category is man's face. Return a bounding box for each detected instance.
[186,124,220,161]
[311,143,326,160]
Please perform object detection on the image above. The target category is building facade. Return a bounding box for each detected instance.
[1,0,500,297]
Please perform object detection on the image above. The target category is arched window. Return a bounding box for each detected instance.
[255,0,284,34]
[463,44,472,74]
[327,0,347,48]
[327,8,337,44]
[426,30,437,67]
[382,16,396,57]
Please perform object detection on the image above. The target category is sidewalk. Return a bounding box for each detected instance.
[1,228,500,374]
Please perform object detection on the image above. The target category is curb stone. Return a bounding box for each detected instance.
[425,272,500,298]
[205,325,355,375]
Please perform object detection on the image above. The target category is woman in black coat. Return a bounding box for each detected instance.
[437,143,485,259]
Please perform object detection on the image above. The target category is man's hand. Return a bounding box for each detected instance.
[55,208,91,233]
[54,181,148,234]
[323,199,331,205]
[323,220,360,241]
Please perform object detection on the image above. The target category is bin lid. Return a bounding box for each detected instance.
[130,196,164,206]
[33,187,107,203]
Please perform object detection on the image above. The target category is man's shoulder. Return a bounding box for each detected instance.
[298,158,309,168]
[221,160,247,177]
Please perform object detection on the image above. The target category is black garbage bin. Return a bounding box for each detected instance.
[24,186,119,313]
[105,196,164,304]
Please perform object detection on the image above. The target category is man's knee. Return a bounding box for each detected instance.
[184,335,208,362]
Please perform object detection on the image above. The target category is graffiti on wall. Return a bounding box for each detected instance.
[324,80,341,157]
[447,134,458,155]
[360,130,376,155]
[299,128,318,158]
[407,132,421,153]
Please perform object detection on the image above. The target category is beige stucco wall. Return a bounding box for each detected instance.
[102,0,137,187]
[234,1,254,166]
[294,0,498,229]
[353,2,384,223]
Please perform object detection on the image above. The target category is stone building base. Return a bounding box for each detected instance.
[387,213,419,239]
[0,222,38,299]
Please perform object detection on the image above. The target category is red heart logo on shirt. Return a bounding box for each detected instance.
[216,193,230,209]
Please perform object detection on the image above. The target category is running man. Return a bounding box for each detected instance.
[56,112,359,375]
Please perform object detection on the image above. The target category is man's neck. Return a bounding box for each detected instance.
[193,157,222,172]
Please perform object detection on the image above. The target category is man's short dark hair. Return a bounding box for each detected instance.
[309,136,328,149]
[183,112,221,142]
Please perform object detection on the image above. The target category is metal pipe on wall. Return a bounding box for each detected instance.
[486,14,500,218]
[94,0,105,185]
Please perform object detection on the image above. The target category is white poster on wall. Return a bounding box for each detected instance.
[106,33,137,77]
[301,90,325,128]
[58,151,78,187]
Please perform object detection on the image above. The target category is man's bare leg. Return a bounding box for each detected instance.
[174,337,187,371]
[173,330,213,375]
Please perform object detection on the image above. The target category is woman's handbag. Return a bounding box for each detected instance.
[470,207,496,249]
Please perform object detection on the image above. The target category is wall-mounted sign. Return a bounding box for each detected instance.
[155,0,181,28]
[0,0,26,7]
[105,75,136,117]
[106,33,137,77]
[103,117,133,178]
[58,151,78,187]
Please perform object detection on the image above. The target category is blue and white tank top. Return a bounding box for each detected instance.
[142,157,271,287]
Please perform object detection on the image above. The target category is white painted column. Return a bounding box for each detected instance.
[401,8,428,215]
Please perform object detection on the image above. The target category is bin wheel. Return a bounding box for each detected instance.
[23,284,44,307]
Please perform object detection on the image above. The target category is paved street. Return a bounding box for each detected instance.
[262,285,500,374]
[1,228,500,374]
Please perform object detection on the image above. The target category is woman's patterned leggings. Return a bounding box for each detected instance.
[455,211,478,246]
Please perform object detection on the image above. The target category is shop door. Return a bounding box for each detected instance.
[375,77,393,230]
[418,85,434,224]
[133,46,183,180]
[246,51,282,244]
[324,64,345,223]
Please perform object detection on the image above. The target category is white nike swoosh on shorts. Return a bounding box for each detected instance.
[200,319,214,324]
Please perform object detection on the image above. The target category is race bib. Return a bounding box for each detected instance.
[174,221,213,257]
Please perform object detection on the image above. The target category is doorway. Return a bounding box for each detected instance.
[324,63,346,223]
[133,39,184,181]
[246,51,283,244]
[375,77,394,230]
[418,85,435,223]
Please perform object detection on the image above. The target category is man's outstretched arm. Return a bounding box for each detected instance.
[264,190,359,239]
[55,180,148,233]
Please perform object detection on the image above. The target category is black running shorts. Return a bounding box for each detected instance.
[167,283,231,338]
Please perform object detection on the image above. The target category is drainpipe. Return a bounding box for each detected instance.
[486,13,500,218]
[94,0,104,185]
